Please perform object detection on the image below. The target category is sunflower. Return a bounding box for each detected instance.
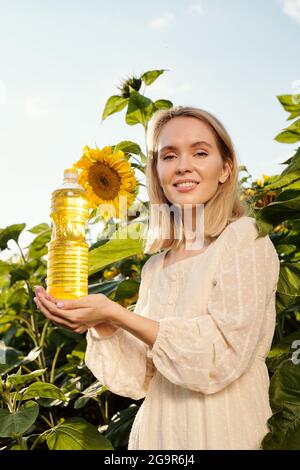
[73,145,138,221]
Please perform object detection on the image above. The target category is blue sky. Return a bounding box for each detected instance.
[1,0,300,254]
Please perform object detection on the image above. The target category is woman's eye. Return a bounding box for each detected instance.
[163,152,207,160]
[163,155,175,160]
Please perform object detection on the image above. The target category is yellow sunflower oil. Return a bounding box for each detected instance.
[46,168,90,299]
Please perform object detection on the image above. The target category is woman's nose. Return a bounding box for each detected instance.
[175,154,193,173]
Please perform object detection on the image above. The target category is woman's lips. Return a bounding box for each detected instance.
[174,182,199,192]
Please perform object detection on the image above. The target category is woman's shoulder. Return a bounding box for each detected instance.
[223,215,259,242]
[140,251,162,277]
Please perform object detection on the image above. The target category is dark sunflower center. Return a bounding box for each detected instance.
[88,162,121,200]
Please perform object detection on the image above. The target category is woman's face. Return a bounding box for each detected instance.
[156,116,230,208]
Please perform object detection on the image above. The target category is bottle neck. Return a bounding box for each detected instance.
[64,176,78,184]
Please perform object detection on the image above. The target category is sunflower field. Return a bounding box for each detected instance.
[0,70,299,450]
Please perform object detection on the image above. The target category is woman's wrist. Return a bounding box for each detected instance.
[109,300,126,327]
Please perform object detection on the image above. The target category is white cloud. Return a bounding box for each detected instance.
[186,3,203,15]
[281,0,300,25]
[149,12,174,29]
[24,96,52,117]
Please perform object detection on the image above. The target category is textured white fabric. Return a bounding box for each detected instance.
[84,216,280,450]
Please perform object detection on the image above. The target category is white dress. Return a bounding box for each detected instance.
[85,216,280,450]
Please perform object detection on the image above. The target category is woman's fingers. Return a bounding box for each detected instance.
[34,286,59,304]
[34,296,79,330]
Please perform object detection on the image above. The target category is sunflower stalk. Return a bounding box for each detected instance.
[15,241,49,383]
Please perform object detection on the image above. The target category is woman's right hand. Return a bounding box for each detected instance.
[34,286,119,336]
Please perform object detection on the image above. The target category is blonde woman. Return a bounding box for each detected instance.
[34,106,280,450]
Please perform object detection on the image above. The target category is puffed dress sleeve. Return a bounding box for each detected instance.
[84,258,154,400]
[147,218,280,395]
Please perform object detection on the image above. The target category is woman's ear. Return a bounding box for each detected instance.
[219,162,231,184]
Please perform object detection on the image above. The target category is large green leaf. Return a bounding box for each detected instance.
[21,382,67,401]
[262,359,300,449]
[102,95,128,121]
[125,91,154,127]
[0,224,26,251]
[140,69,167,86]
[0,401,39,438]
[88,221,146,275]
[263,148,300,191]
[276,263,300,314]
[46,417,113,450]
[258,196,300,226]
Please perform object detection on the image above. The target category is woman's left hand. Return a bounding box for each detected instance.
[33,286,119,334]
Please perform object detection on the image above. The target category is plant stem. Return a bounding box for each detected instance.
[17,436,28,450]
[15,241,49,383]
[50,347,61,383]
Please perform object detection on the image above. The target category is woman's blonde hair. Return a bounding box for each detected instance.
[143,106,251,254]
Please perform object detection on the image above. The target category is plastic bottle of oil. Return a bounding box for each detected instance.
[46,168,90,299]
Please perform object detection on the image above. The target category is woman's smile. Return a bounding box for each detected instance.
[173,181,199,192]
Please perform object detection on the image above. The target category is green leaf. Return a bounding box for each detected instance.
[125,91,154,127]
[88,221,146,275]
[267,329,300,371]
[0,260,11,276]
[105,404,139,449]
[28,223,50,234]
[277,95,300,121]
[275,119,300,144]
[0,344,23,375]
[263,149,300,191]
[0,224,26,251]
[10,267,30,285]
[7,287,28,310]
[0,346,42,376]
[0,401,39,438]
[258,196,300,227]
[113,140,142,156]
[255,217,274,236]
[88,279,120,295]
[114,279,139,301]
[153,99,173,111]
[46,417,113,450]
[102,95,128,121]
[276,263,300,315]
[73,381,108,409]
[7,369,47,387]
[140,69,168,86]
[27,229,52,260]
[262,359,300,449]
[21,382,67,401]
